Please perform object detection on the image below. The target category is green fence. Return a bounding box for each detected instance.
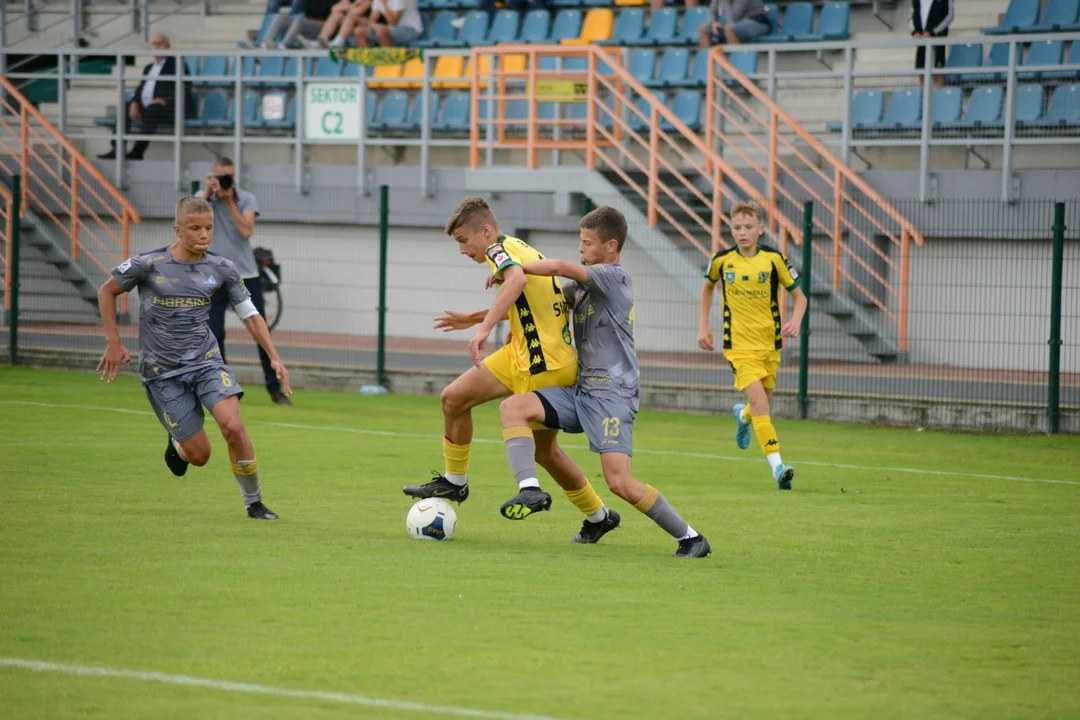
[2,175,1076,434]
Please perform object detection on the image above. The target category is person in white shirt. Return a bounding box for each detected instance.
[98,34,193,161]
[353,0,422,47]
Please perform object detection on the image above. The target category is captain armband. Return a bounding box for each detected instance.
[234,298,260,320]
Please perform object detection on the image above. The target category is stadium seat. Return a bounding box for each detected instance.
[197,56,232,88]
[677,6,711,45]
[367,90,378,125]
[434,90,471,130]
[382,58,424,89]
[794,1,849,41]
[369,63,404,89]
[597,8,646,45]
[760,2,813,42]
[545,10,584,43]
[613,0,646,6]
[403,93,441,131]
[502,54,528,85]
[661,90,702,131]
[725,50,758,85]
[641,8,679,45]
[241,90,263,129]
[827,88,884,131]
[255,56,297,88]
[431,55,466,89]
[961,43,1009,82]
[684,51,708,87]
[1013,84,1046,126]
[982,0,1041,34]
[307,56,343,78]
[763,3,780,32]
[931,87,963,127]
[1018,40,1064,81]
[446,55,493,90]
[944,43,982,85]
[629,49,657,83]
[582,93,618,129]
[483,10,522,45]
[954,85,1004,129]
[262,93,296,130]
[631,93,661,132]
[371,91,409,130]
[645,49,690,88]
[442,11,490,47]
[415,10,458,48]
[1027,0,1080,31]
[562,8,614,45]
[1044,41,1080,80]
[520,10,552,43]
[1030,83,1080,127]
[871,88,922,130]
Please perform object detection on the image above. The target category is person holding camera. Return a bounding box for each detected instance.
[199,157,292,406]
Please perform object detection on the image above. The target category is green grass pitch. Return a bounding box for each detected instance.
[1,366,1079,719]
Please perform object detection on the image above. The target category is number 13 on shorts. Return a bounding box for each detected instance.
[602,417,621,437]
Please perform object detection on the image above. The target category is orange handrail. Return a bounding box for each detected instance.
[707,50,924,351]
[0,75,140,313]
[468,44,801,261]
[0,182,12,310]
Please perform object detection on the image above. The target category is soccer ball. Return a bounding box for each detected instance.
[406,498,457,541]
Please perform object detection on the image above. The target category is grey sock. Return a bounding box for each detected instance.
[233,460,261,506]
[505,436,538,485]
[645,493,690,540]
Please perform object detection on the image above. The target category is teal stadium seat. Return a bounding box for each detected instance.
[597,8,645,46]
[1018,40,1064,81]
[982,0,1040,34]
[1030,83,1080,127]
[645,49,690,88]
[1027,0,1080,31]
[760,2,813,42]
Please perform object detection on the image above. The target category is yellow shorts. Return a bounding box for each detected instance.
[483,344,578,395]
[724,350,781,391]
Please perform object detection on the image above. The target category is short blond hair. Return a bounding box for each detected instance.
[445,196,497,236]
[729,200,763,222]
[175,196,212,223]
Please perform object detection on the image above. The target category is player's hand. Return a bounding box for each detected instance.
[271,360,292,395]
[697,328,715,352]
[781,320,800,338]
[97,341,131,383]
[128,102,141,122]
[468,327,490,366]
[484,274,503,290]
[204,173,220,198]
[434,310,478,332]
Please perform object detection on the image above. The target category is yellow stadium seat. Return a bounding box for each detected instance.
[562,8,614,45]
[431,55,466,89]
[382,58,424,89]
[445,54,493,90]
[614,0,646,6]
[501,54,527,79]
[368,63,403,89]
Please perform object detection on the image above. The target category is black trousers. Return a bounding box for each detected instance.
[111,101,173,158]
[915,29,948,70]
[209,276,281,395]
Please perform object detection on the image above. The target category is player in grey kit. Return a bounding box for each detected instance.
[496,206,711,558]
[96,196,292,520]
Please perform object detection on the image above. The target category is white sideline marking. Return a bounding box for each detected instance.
[2,399,1078,487]
[0,657,569,720]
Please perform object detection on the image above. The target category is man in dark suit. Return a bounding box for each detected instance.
[98,34,195,160]
[909,0,955,89]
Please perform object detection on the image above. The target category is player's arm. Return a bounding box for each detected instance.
[242,311,292,395]
[698,278,717,351]
[521,259,588,284]
[781,285,807,338]
[468,265,527,366]
[96,277,132,382]
[433,308,488,332]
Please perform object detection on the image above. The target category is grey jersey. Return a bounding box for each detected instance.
[111,247,251,383]
[562,263,639,402]
[205,186,260,278]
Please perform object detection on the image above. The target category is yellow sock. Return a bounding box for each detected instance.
[563,482,604,516]
[741,405,752,422]
[633,484,660,513]
[442,437,471,479]
[751,415,779,456]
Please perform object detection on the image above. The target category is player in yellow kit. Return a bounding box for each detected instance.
[404,198,617,534]
[698,200,807,490]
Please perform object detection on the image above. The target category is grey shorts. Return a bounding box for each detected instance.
[145,363,244,442]
[369,25,421,47]
[535,385,636,455]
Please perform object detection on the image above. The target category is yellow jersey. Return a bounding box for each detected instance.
[705,244,800,351]
[485,235,576,375]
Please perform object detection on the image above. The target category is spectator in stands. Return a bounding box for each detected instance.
[260,0,337,49]
[910,0,954,89]
[353,0,422,47]
[699,0,770,47]
[300,0,371,48]
[97,34,195,161]
[198,158,292,407]
[653,0,697,13]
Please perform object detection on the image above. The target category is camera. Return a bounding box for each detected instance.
[216,173,234,191]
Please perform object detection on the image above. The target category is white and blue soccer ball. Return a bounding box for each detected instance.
[406,498,457,541]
